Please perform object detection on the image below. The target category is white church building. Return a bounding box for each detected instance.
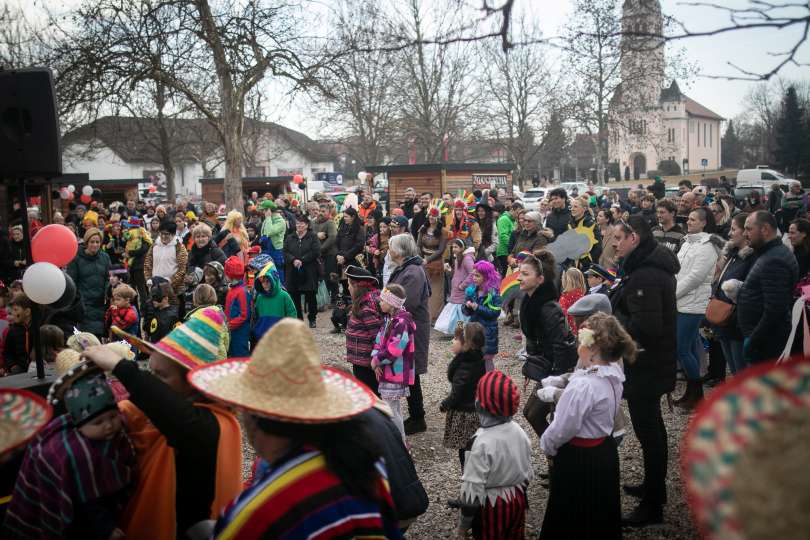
[609,0,723,180]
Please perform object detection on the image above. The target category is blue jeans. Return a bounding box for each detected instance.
[719,337,746,375]
[677,313,704,380]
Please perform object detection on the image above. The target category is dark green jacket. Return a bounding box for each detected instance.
[66,248,112,336]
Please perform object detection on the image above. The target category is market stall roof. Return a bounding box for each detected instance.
[199,176,293,184]
[365,163,515,173]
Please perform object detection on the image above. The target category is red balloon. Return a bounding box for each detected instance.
[31,224,78,267]
[293,174,304,184]
[80,194,92,204]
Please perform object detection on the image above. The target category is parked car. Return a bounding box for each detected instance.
[560,181,589,197]
[735,168,796,187]
[522,188,546,210]
[733,185,772,207]
[665,186,681,199]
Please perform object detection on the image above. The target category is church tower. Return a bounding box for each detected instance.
[620,0,665,107]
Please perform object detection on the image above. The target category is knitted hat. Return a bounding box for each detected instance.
[224,256,245,280]
[188,318,375,423]
[476,370,520,417]
[683,355,810,540]
[0,389,52,456]
[113,306,229,370]
[83,227,102,244]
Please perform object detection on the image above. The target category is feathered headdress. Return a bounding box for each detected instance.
[428,199,448,217]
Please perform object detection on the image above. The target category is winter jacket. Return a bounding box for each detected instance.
[388,257,431,374]
[370,309,416,387]
[335,220,365,264]
[781,190,805,224]
[712,244,756,340]
[610,238,680,398]
[147,305,179,343]
[225,281,252,357]
[519,282,577,375]
[559,289,584,334]
[676,232,721,314]
[144,238,189,293]
[105,305,139,337]
[260,213,287,251]
[511,228,548,256]
[737,238,798,362]
[545,207,572,238]
[310,217,338,257]
[463,286,502,356]
[187,241,226,271]
[252,262,297,341]
[346,289,383,367]
[652,224,684,254]
[283,230,321,292]
[449,249,476,304]
[440,350,486,412]
[495,214,515,257]
[66,248,112,337]
[4,323,29,374]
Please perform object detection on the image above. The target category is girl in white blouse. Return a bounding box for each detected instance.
[539,312,637,540]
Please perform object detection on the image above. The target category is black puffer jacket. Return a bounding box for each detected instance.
[736,238,798,361]
[440,350,486,412]
[187,240,226,271]
[519,282,577,375]
[610,238,680,399]
[335,219,365,263]
[545,207,572,239]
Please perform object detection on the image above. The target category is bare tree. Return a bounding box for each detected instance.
[56,0,330,210]
[477,21,558,189]
[396,0,478,163]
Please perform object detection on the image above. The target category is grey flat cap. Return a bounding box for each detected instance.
[568,293,612,316]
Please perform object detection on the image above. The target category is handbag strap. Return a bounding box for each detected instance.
[711,256,735,298]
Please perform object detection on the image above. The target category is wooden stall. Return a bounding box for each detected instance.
[200,176,293,205]
[365,163,515,207]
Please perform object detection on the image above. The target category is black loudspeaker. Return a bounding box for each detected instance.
[0,68,62,178]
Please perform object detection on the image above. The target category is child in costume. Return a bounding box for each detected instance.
[370,284,415,438]
[455,370,532,540]
[251,261,297,343]
[3,361,136,540]
[440,321,486,467]
[559,267,587,334]
[462,260,502,372]
[259,200,287,284]
[146,280,179,343]
[105,283,139,340]
[538,313,634,540]
[435,239,474,335]
[224,256,252,356]
[203,260,227,306]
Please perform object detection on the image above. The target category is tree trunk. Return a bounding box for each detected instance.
[222,120,244,211]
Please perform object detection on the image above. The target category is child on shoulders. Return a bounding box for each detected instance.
[370,284,415,439]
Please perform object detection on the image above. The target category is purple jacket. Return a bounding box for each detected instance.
[449,248,476,304]
[346,289,383,367]
[371,309,416,386]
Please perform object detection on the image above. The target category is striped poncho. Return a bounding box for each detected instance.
[213,448,402,540]
[3,414,136,539]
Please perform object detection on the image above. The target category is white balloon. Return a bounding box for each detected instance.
[22,262,66,305]
[82,185,94,197]
[67,184,76,193]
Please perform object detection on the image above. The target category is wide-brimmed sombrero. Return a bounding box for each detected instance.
[0,389,53,456]
[187,318,375,423]
[682,355,810,540]
[113,306,229,370]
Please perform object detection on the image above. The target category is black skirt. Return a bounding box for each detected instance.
[539,437,622,540]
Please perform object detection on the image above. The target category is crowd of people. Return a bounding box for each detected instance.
[0,174,806,539]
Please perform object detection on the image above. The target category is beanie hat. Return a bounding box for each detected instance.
[476,370,520,418]
[224,256,244,280]
[83,227,103,244]
[83,210,99,226]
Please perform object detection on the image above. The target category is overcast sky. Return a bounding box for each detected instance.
[11,0,810,138]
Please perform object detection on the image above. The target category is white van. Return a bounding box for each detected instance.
[736,168,796,187]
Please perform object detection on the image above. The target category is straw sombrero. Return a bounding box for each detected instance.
[187,318,374,423]
[682,355,810,540]
[0,389,53,456]
[113,306,229,370]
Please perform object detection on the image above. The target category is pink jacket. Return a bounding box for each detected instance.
[449,248,476,304]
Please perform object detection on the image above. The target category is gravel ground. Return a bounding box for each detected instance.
[255,311,700,539]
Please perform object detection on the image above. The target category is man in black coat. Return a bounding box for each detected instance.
[609,214,679,527]
[284,215,322,328]
[737,210,798,363]
[545,187,572,238]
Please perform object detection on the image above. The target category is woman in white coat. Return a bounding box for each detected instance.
[674,207,721,411]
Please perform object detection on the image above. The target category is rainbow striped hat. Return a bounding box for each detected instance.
[113,306,229,370]
[0,389,53,456]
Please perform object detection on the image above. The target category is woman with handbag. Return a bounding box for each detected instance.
[516,251,578,438]
[674,208,723,412]
[710,212,755,376]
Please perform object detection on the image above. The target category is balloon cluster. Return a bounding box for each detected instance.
[58,184,102,204]
[22,225,78,307]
